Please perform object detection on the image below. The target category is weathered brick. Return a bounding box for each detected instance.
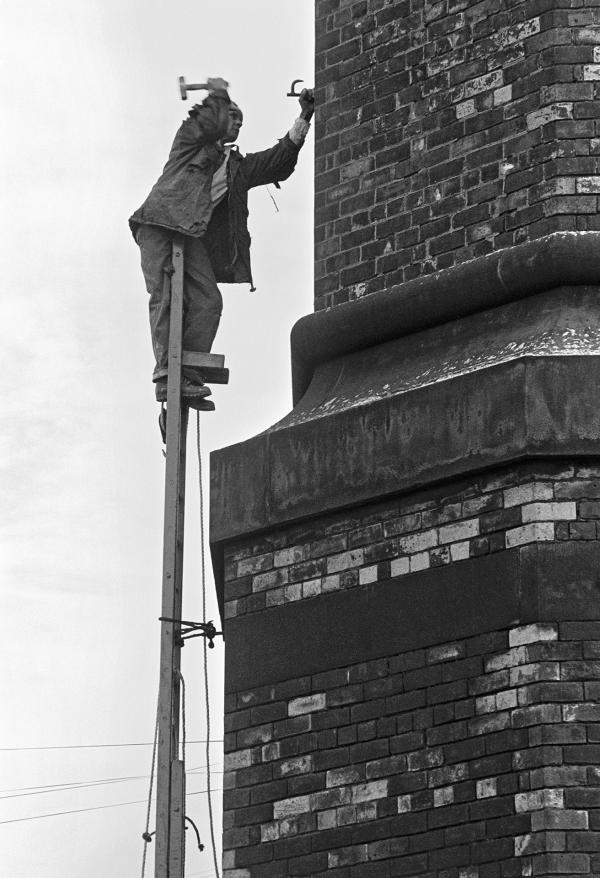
[327,548,364,573]
[505,522,555,548]
[520,501,576,523]
[253,568,288,592]
[390,556,410,577]
[225,12,600,876]
[398,528,438,554]
[509,624,558,648]
[237,552,274,577]
[516,791,565,821]
[272,795,311,819]
[504,483,554,507]
[439,518,480,543]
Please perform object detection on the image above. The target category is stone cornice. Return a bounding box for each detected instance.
[292,231,600,403]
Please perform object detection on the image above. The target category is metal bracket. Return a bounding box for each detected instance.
[287,78,304,97]
[143,816,204,851]
[159,617,223,649]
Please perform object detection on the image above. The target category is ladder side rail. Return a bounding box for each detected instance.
[155,238,187,878]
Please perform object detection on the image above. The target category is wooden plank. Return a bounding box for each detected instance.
[196,366,229,385]
[182,352,229,384]
[155,238,187,878]
[182,351,225,370]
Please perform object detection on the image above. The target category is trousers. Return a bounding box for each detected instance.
[136,224,223,381]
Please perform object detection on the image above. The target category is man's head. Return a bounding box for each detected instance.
[224,103,243,143]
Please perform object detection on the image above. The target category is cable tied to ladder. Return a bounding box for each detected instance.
[140,688,160,878]
[196,411,220,878]
[178,671,186,764]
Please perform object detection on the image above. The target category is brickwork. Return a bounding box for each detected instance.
[223,462,600,621]
[314,0,600,310]
[216,4,600,873]
[223,620,600,877]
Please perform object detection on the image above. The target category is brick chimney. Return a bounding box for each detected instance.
[315,0,600,309]
[211,2,600,876]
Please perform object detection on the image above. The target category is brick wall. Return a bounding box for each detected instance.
[223,619,600,877]
[215,4,600,873]
[220,461,600,875]
[223,462,600,622]
[314,0,600,310]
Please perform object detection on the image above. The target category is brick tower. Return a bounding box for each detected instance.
[211,2,600,876]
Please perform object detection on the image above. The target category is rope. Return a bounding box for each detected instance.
[196,411,220,878]
[179,671,186,763]
[140,694,160,878]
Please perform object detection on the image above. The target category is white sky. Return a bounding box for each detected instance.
[0,2,314,875]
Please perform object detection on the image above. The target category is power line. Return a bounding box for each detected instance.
[0,764,224,799]
[0,786,223,825]
[0,764,222,793]
[0,740,223,753]
[0,798,152,825]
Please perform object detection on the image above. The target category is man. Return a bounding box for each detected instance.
[129,77,314,406]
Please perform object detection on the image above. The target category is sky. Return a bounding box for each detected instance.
[0,2,314,876]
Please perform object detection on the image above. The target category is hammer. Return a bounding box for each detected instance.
[178,76,229,101]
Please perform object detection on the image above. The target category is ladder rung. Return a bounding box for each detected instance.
[200,367,229,384]
[182,351,229,385]
[182,351,225,369]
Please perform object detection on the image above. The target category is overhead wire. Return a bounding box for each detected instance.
[0,739,222,752]
[0,764,223,798]
[0,786,224,825]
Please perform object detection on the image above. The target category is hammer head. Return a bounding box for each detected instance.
[178,75,229,100]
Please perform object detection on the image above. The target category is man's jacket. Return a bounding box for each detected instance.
[129,89,302,286]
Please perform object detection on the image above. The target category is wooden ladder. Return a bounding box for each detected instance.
[154,237,228,877]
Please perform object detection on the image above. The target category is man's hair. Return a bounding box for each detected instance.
[187,101,242,121]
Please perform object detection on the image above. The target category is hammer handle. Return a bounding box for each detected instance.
[179,76,211,100]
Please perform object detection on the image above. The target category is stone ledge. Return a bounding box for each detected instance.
[211,234,600,613]
[293,231,600,402]
[212,354,600,544]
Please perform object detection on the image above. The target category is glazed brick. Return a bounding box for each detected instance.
[223,613,600,870]
[224,467,600,619]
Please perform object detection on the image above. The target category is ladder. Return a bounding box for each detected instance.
[154,237,228,877]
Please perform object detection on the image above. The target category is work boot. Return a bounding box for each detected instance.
[155,377,211,402]
[181,377,211,398]
[186,397,216,412]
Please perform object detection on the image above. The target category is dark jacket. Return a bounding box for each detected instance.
[129,90,302,286]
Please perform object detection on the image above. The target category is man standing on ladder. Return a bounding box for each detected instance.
[129,76,314,409]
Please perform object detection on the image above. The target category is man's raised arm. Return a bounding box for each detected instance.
[243,88,315,189]
[177,77,232,148]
